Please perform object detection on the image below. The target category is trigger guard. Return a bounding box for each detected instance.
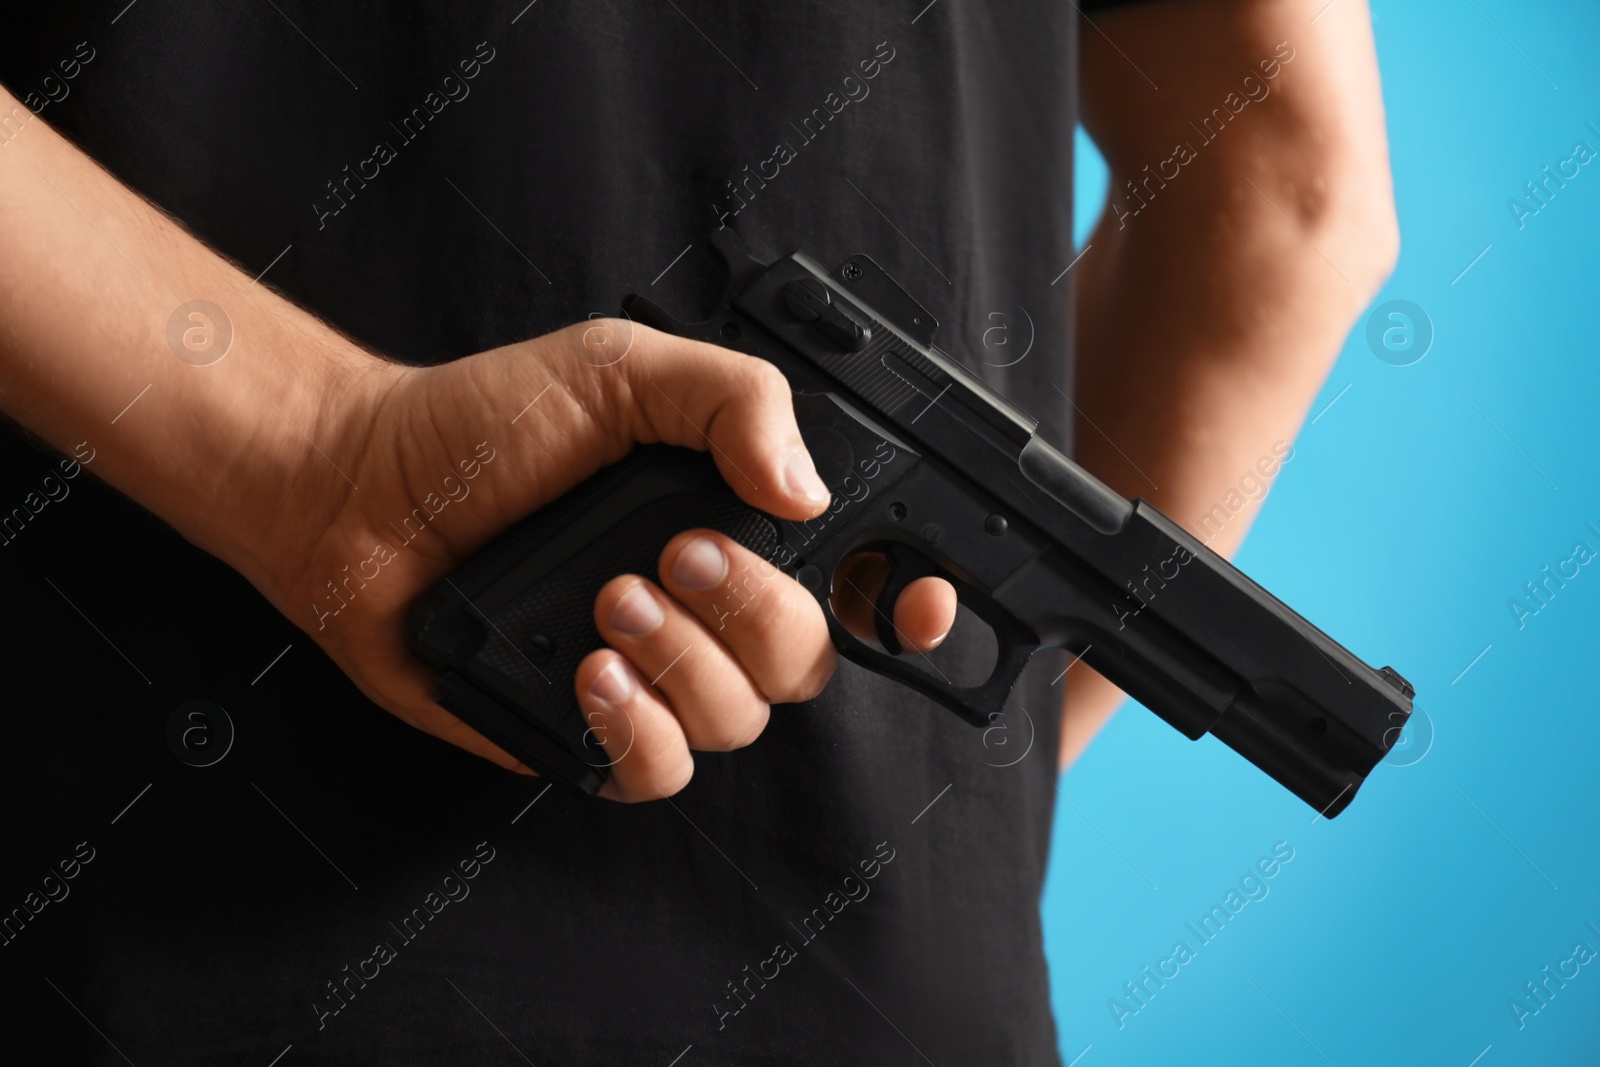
[816,541,1041,729]
[823,608,1037,730]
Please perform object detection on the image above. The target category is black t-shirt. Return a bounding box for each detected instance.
[0,3,1120,1063]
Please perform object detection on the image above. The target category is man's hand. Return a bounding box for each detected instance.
[260,321,957,801]
[0,87,955,800]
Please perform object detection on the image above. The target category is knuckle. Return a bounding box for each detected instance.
[577,645,613,674]
[728,704,772,750]
[561,316,640,375]
[713,572,833,704]
[691,703,770,753]
[701,553,787,621]
[647,757,695,799]
[566,315,622,347]
[592,574,645,622]
[745,357,789,402]
[659,528,718,575]
[606,729,696,802]
[798,661,834,702]
[768,658,832,705]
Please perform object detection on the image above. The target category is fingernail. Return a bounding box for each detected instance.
[610,583,664,636]
[783,447,832,505]
[589,658,635,704]
[672,536,728,590]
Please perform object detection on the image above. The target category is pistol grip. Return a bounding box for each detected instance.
[408,446,781,794]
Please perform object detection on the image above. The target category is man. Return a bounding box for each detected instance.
[0,1,1394,1062]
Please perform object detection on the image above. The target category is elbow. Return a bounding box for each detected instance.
[1327,160,1400,302]
[1211,137,1401,309]
[1223,6,1402,304]
[1365,190,1401,293]
[1236,97,1401,303]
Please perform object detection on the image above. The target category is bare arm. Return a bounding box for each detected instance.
[0,88,380,581]
[1061,0,1399,767]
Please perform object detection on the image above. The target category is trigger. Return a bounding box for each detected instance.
[872,543,941,655]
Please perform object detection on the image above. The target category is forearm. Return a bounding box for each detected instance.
[1060,0,1398,766]
[1073,168,1390,554]
[0,86,385,582]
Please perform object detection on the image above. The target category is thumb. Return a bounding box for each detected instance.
[585,319,833,521]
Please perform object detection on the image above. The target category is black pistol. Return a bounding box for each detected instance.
[409,230,1414,816]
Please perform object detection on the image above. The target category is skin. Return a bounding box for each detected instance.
[1062,0,1399,767]
[0,83,954,803]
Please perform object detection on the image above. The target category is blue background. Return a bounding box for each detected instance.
[1045,3,1600,1064]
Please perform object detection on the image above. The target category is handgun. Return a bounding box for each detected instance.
[408,229,1414,817]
